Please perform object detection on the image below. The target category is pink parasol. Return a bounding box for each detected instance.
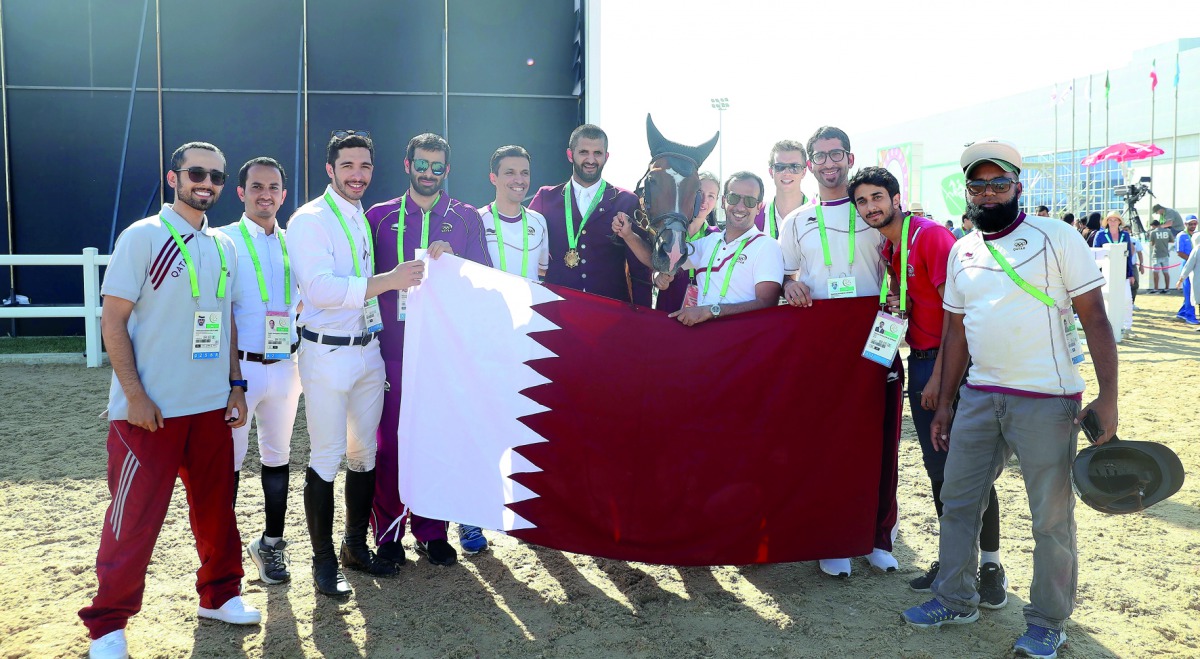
[1080,142,1164,167]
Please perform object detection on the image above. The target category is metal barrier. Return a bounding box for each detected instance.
[0,248,109,366]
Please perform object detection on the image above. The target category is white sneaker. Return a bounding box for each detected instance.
[198,595,262,625]
[89,629,128,659]
[866,548,898,572]
[819,558,852,577]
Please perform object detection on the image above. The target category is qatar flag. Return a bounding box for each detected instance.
[399,254,891,566]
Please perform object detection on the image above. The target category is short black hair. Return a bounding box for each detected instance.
[490,145,530,174]
[1062,212,1075,224]
[1036,205,1050,213]
[1086,212,1103,232]
[170,141,224,170]
[847,166,900,203]
[407,133,451,165]
[326,132,374,166]
[1150,219,1161,227]
[238,156,287,189]
[805,126,850,159]
[769,139,807,165]
[569,124,608,151]
[723,170,764,201]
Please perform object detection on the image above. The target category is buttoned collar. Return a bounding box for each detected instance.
[403,190,450,218]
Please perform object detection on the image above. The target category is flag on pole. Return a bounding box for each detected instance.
[1174,53,1181,88]
[398,255,893,565]
[1051,82,1072,105]
[1151,59,1159,91]
[1105,70,1111,100]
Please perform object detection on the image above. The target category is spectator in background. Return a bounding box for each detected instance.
[960,214,974,237]
[1093,212,1137,327]
[1061,212,1075,226]
[945,219,965,239]
[1035,205,1050,217]
[1153,203,1185,237]
[1082,211,1103,245]
[1174,215,1199,325]
[1146,219,1174,293]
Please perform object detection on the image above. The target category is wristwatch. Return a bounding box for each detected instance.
[710,304,722,318]
[229,379,248,392]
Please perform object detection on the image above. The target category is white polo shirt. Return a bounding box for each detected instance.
[779,196,885,299]
[944,213,1105,396]
[686,226,784,306]
[218,215,300,352]
[478,204,550,282]
[287,185,373,334]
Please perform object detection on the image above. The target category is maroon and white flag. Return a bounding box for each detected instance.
[400,255,889,565]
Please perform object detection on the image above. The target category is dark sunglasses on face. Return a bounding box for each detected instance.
[809,149,849,165]
[966,178,1017,196]
[724,192,759,209]
[411,159,447,176]
[772,163,805,174]
[175,167,227,185]
[331,129,371,139]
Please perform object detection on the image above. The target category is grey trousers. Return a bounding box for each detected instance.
[932,386,1080,630]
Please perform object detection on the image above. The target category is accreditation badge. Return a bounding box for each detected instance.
[1060,307,1085,364]
[683,284,699,308]
[862,310,906,366]
[827,275,857,299]
[363,297,384,333]
[263,310,291,360]
[396,289,409,321]
[192,311,222,360]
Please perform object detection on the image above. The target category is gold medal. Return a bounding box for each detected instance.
[564,249,581,268]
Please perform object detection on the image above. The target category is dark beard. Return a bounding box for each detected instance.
[409,172,441,197]
[966,196,1021,233]
[572,161,602,185]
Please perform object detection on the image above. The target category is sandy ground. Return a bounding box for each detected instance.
[2,292,1198,659]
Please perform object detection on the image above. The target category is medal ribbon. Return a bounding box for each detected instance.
[564,180,607,251]
[162,215,227,299]
[877,213,912,315]
[396,192,440,260]
[702,234,752,301]
[490,204,530,278]
[984,241,1056,307]
[816,201,857,270]
[238,218,291,307]
[325,191,373,277]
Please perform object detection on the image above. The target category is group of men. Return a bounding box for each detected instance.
[81,123,1119,659]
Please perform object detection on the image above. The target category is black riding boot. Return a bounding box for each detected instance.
[340,469,401,576]
[304,468,351,597]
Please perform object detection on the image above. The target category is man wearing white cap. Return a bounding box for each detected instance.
[901,139,1120,659]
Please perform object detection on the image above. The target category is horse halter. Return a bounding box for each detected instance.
[634,152,703,276]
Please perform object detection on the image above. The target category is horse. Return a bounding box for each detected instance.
[631,114,719,276]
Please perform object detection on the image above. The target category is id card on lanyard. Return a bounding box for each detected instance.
[817,202,858,298]
[163,216,228,360]
[396,193,437,321]
[862,214,911,365]
[326,192,383,333]
[239,220,293,360]
[984,240,1084,364]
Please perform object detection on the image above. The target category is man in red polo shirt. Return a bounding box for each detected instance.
[849,167,1007,609]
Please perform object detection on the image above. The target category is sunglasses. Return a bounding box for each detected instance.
[175,167,227,185]
[966,177,1017,196]
[331,129,371,139]
[724,192,760,209]
[772,163,805,174]
[809,149,849,165]
[411,158,447,176]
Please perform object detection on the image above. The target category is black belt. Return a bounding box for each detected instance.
[910,348,939,360]
[301,327,378,347]
[238,342,299,365]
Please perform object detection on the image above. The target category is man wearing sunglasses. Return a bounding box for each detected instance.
[81,142,259,659]
[365,132,492,569]
[615,171,783,325]
[777,126,898,579]
[215,157,302,588]
[288,130,427,598]
[902,139,1118,659]
[755,140,809,240]
[529,124,650,305]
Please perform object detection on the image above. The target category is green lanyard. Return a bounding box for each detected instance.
[816,201,857,270]
[877,213,912,314]
[490,204,530,278]
[397,193,439,260]
[565,180,607,251]
[162,215,227,299]
[324,192,372,277]
[686,225,707,281]
[238,219,291,307]
[984,241,1055,307]
[702,234,752,300]
[766,193,805,240]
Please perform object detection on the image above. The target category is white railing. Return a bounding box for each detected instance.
[0,248,109,367]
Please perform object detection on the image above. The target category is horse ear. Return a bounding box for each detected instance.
[646,114,668,158]
[693,131,720,166]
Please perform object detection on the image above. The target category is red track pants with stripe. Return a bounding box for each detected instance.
[78,409,243,639]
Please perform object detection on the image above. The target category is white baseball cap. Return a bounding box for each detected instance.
[961,139,1022,177]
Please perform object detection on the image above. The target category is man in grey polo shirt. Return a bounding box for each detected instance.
[79,142,260,659]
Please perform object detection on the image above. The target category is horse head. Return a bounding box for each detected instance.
[635,114,719,276]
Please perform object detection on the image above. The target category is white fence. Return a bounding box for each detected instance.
[0,248,109,367]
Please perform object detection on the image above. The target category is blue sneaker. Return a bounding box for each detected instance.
[901,598,979,628]
[1014,624,1067,658]
[457,524,488,554]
